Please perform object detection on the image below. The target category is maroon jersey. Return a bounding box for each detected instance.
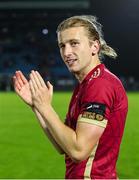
[65,64,128,179]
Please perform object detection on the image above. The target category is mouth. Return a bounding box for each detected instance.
[65,59,78,66]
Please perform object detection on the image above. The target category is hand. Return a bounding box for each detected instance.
[13,71,32,106]
[29,70,53,113]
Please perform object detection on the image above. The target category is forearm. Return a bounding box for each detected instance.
[32,107,65,154]
[39,106,83,160]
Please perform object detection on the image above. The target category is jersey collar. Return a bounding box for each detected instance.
[82,63,105,84]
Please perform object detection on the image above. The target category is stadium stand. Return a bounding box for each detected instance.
[0,10,139,91]
[0,11,77,91]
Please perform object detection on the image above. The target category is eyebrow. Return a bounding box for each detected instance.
[58,39,80,46]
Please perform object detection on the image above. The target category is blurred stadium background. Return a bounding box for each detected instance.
[0,0,139,179]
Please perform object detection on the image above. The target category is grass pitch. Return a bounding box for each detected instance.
[0,92,139,178]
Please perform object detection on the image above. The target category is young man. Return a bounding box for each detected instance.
[13,15,128,179]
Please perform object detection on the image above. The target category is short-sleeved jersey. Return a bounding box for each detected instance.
[65,64,128,179]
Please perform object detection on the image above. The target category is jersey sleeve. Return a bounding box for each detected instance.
[78,79,114,128]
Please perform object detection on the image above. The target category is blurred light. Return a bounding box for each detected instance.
[42,28,48,35]
[2,27,8,33]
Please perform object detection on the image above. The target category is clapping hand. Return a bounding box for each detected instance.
[29,70,53,113]
[13,71,32,106]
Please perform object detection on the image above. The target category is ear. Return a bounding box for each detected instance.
[91,40,100,56]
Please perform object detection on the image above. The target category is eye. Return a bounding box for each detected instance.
[59,44,65,49]
[71,41,79,47]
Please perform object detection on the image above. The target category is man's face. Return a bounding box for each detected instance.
[58,27,94,74]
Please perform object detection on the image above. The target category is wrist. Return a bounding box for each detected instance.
[40,105,58,122]
[35,104,52,116]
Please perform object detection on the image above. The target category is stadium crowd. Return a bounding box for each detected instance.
[0,11,138,92]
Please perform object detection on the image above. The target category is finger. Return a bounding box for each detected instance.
[30,70,42,89]
[29,73,38,92]
[13,76,21,91]
[18,71,28,84]
[29,80,35,96]
[13,75,17,86]
[15,71,24,87]
[13,76,22,90]
[14,83,21,93]
[35,71,46,87]
[47,81,53,96]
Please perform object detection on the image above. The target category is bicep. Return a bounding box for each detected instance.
[75,119,106,159]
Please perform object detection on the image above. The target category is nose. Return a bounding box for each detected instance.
[63,44,73,57]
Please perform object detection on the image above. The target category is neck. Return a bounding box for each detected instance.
[75,57,101,83]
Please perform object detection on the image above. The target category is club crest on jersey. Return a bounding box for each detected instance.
[82,102,106,121]
[89,68,100,81]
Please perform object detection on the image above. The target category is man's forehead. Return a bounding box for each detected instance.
[58,26,87,43]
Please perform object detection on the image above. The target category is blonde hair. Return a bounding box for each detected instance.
[57,15,117,59]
